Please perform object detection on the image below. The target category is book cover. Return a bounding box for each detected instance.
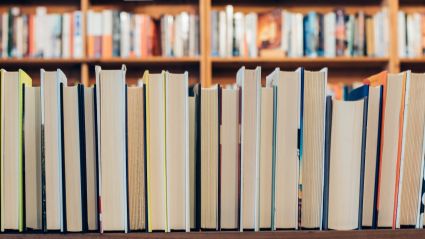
[257,9,283,57]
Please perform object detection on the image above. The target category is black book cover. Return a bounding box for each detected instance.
[193,83,201,231]
[372,86,384,229]
[217,85,222,230]
[77,85,88,232]
[93,84,100,232]
[322,96,333,230]
[59,82,67,232]
[21,85,26,230]
[358,96,369,229]
[124,85,130,231]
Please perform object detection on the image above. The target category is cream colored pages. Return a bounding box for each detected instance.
[362,86,381,226]
[128,86,145,231]
[63,86,83,232]
[84,87,98,231]
[99,69,127,231]
[2,72,19,230]
[43,70,67,230]
[378,73,405,227]
[399,73,425,226]
[189,96,196,229]
[328,100,364,230]
[274,71,300,229]
[237,67,260,230]
[220,87,239,229]
[147,73,167,231]
[259,87,273,229]
[24,87,42,230]
[201,87,218,229]
[301,70,326,228]
[166,73,188,230]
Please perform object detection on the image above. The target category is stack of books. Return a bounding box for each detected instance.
[87,10,200,58]
[0,7,83,58]
[211,6,389,58]
[1,66,425,233]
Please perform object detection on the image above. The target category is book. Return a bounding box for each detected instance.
[127,85,146,231]
[188,88,197,230]
[63,85,87,232]
[144,71,167,232]
[326,98,367,230]
[259,86,273,229]
[397,73,425,228]
[0,69,32,232]
[24,85,42,231]
[41,69,67,232]
[266,68,301,230]
[83,87,98,231]
[237,67,261,231]
[300,68,328,229]
[370,71,407,228]
[347,79,384,229]
[257,9,283,57]
[165,72,190,232]
[220,85,240,230]
[199,85,219,230]
[95,65,128,232]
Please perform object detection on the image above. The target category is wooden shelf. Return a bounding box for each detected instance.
[0,230,424,239]
[0,58,87,65]
[211,57,389,69]
[400,57,425,64]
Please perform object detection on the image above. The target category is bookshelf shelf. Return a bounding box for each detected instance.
[0,230,424,239]
[211,57,389,69]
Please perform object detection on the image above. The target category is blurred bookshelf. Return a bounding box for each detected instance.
[0,0,424,86]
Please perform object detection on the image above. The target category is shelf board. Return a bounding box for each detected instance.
[95,56,200,64]
[400,57,425,64]
[211,57,389,69]
[1,230,424,239]
[0,57,200,66]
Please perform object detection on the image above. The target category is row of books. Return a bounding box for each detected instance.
[87,10,199,58]
[0,7,199,59]
[1,66,425,233]
[398,11,425,58]
[0,7,84,58]
[211,6,389,58]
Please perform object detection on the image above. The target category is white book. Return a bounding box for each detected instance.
[73,11,83,58]
[225,5,234,57]
[16,17,23,58]
[41,69,67,231]
[134,15,142,57]
[324,12,336,57]
[219,11,227,57]
[144,71,167,232]
[120,12,130,57]
[237,67,261,231]
[95,65,128,232]
[398,11,406,58]
[1,13,8,58]
[233,12,244,56]
[62,13,71,58]
[35,7,47,57]
[165,72,190,232]
[245,13,257,57]
[0,70,32,232]
[266,68,302,230]
[281,10,291,56]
